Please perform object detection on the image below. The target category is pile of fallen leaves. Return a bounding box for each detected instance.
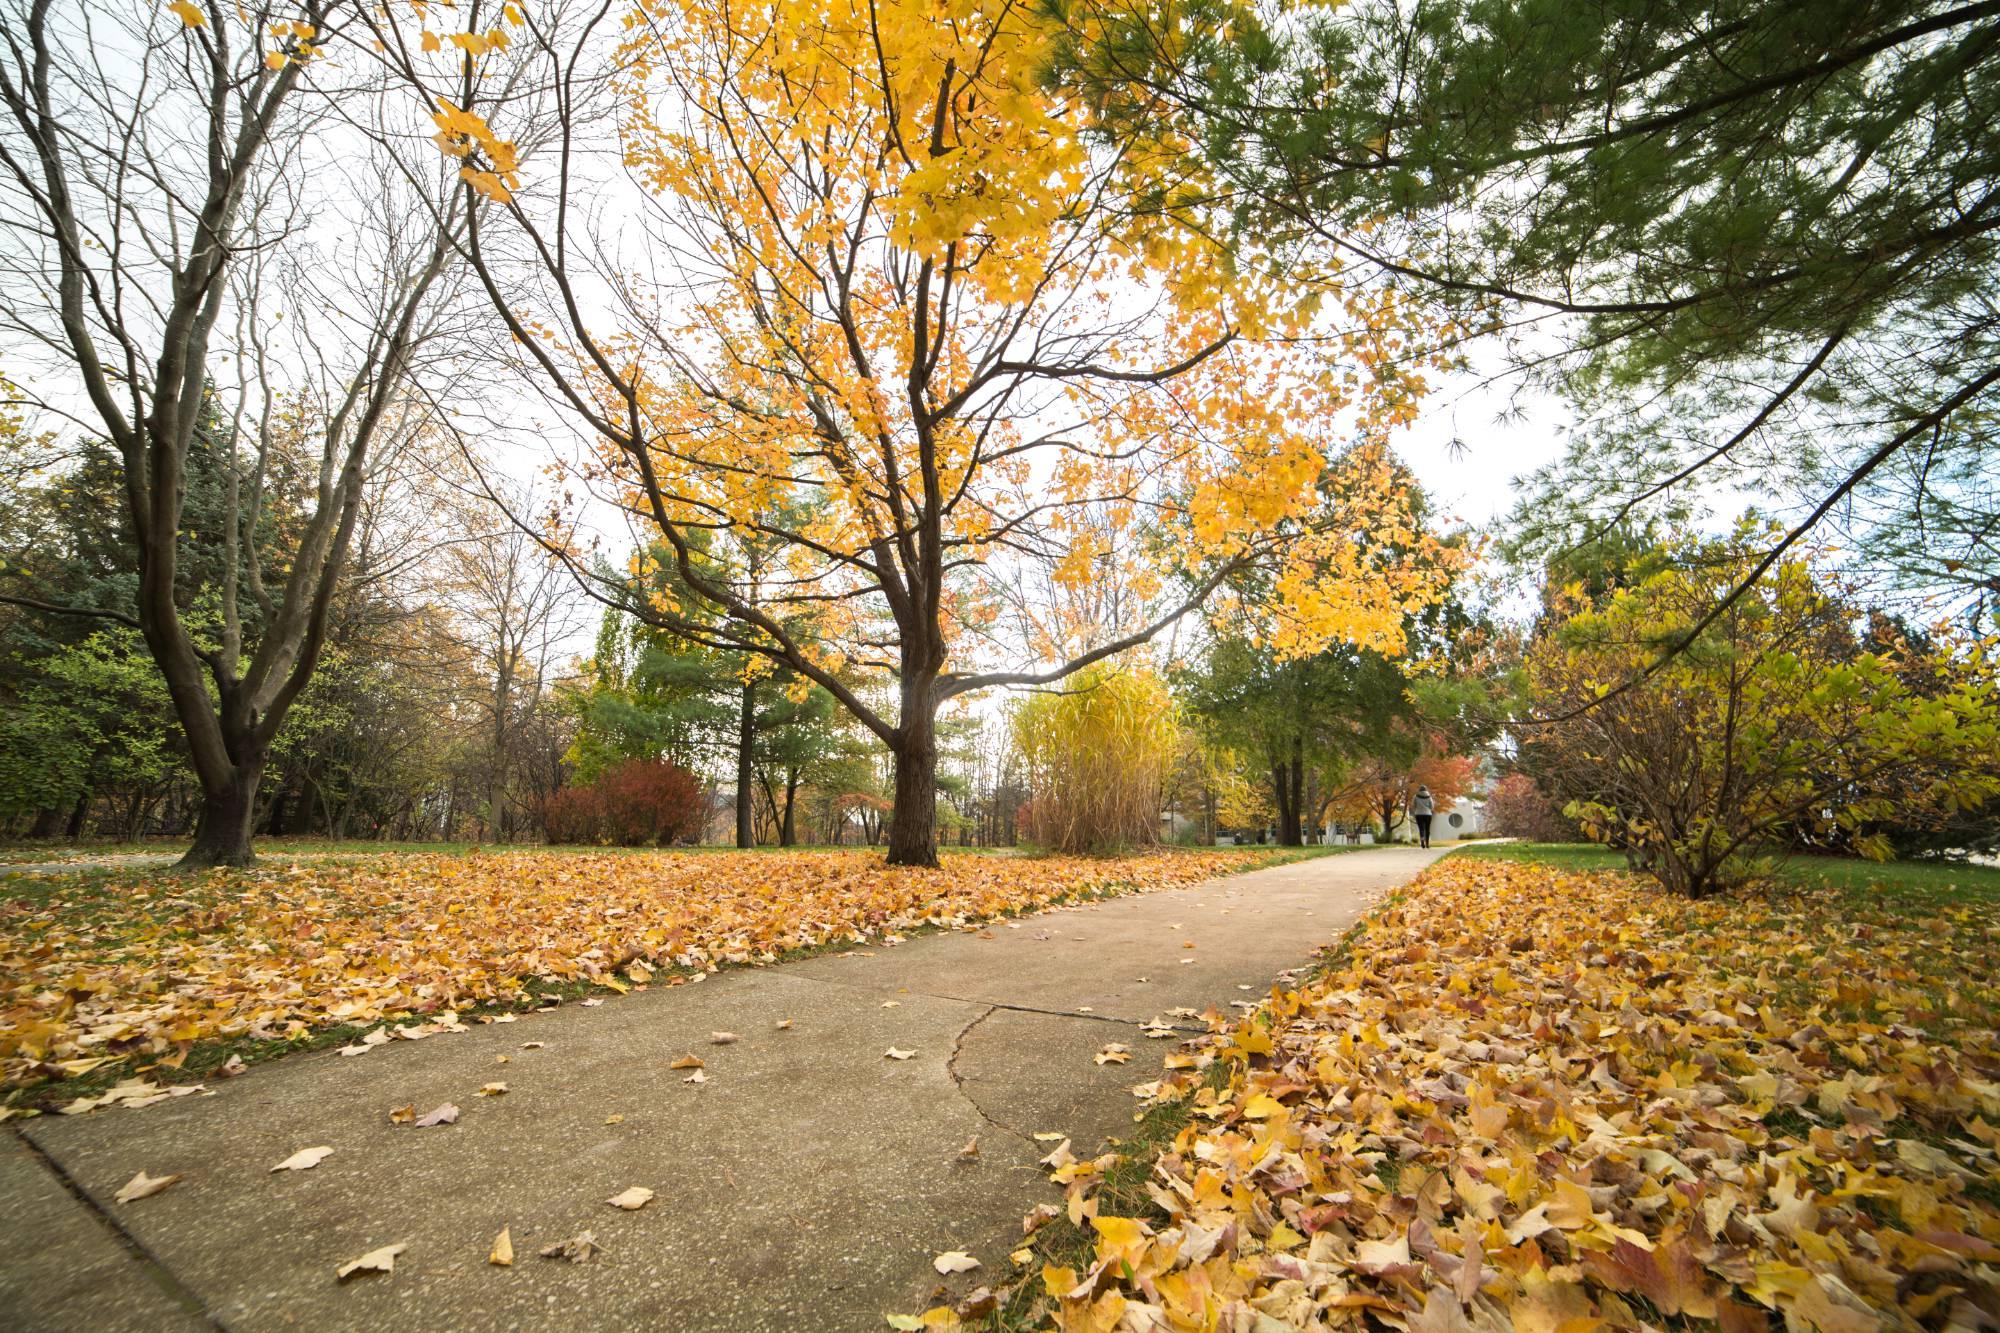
[0,848,1272,1093]
[1030,857,2000,1331]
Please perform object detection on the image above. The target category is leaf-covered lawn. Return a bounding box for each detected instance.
[1013,856,2000,1331]
[0,847,1293,1098]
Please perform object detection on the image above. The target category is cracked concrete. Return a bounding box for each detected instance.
[7,845,1446,1332]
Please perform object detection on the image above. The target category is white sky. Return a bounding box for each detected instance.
[1392,370,1567,530]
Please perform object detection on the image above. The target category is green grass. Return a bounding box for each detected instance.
[1451,841,2000,906]
[1448,841,1630,873]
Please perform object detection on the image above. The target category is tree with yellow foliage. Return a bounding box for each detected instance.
[372,0,1453,864]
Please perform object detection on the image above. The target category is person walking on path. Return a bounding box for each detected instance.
[1409,786,1435,848]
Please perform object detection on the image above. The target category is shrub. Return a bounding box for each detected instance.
[540,786,603,845]
[542,759,704,846]
[1481,772,1580,842]
[1525,534,2000,896]
[1013,665,1180,854]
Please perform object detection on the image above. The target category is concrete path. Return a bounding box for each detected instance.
[5,846,1447,1332]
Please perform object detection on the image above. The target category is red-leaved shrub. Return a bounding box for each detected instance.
[542,759,704,846]
[1482,772,1581,842]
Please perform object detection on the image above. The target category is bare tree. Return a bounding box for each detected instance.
[0,0,468,864]
[440,504,587,840]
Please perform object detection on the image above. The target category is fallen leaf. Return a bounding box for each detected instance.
[669,1055,704,1070]
[388,1103,415,1124]
[1093,1043,1131,1065]
[775,1019,793,1030]
[413,1103,459,1127]
[520,1041,544,1050]
[476,1082,508,1096]
[538,1231,600,1263]
[710,1031,739,1045]
[932,1250,980,1275]
[0,849,1278,1097]
[215,1054,247,1078]
[335,1242,405,1281]
[604,1113,625,1125]
[489,1227,513,1266]
[115,1170,180,1203]
[884,1047,915,1060]
[683,1069,708,1084]
[958,1135,981,1161]
[1353,1235,1413,1274]
[606,1186,654,1211]
[270,1146,333,1172]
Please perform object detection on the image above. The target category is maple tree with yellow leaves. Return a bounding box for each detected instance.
[362,0,1458,864]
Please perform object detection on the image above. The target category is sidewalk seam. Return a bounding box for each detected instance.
[12,1126,223,1330]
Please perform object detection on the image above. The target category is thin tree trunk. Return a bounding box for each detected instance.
[780,769,798,847]
[64,790,90,840]
[735,675,756,849]
[1270,746,1304,846]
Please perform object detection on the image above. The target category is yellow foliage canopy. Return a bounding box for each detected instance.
[382,0,1458,714]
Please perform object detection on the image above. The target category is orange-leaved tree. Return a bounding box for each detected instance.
[369,0,1454,864]
[1323,740,1475,843]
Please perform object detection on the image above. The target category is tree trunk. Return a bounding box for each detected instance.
[180,759,264,868]
[886,671,939,866]
[1270,744,1304,846]
[735,675,757,849]
[780,769,799,847]
[64,790,91,840]
[263,783,290,836]
[28,806,62,839]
